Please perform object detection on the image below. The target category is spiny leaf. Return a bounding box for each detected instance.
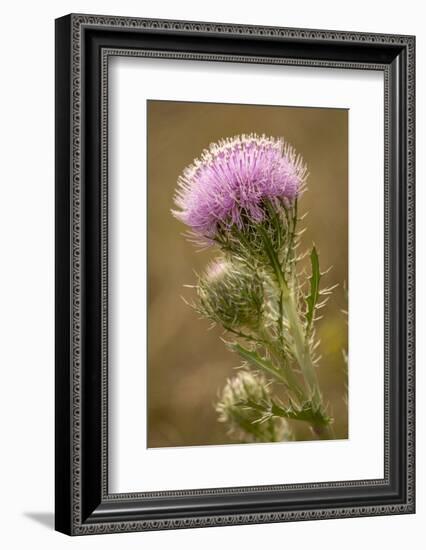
[305,245,320,333]
[270,400,330,426]
[227,342,288,385]
[242,397,331,427]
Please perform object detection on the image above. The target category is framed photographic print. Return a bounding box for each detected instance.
[55,14,415,535]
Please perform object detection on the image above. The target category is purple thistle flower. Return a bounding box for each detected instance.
[172,133,308,241]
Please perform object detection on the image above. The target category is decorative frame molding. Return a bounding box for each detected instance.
[55,13,415,535]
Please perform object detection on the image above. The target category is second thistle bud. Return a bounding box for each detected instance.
[216,370,292,443]
[197,259,263,330]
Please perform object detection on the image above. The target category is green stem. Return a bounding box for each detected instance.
[281,289,321,409]
[258,225,332,439]
[280,289,335,440]
[284,200,298,268]
[261,333,305,405]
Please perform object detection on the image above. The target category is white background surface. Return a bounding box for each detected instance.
[0,0,422,548]
[110,58,384,492]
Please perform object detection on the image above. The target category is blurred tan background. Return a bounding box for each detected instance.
[147,100,348,447]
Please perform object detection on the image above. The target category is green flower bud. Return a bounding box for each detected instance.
[197,260,263,330]
[216,370,292,443]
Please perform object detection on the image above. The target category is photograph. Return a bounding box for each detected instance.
[147,100,349,447]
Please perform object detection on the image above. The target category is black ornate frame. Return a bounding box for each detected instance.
[55,13,415,536]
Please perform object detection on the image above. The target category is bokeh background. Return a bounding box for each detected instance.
[147,100,348,447]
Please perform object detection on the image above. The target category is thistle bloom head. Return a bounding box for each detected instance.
[197,259,263,329]
[216,370,292,443]
[172,134,308,242]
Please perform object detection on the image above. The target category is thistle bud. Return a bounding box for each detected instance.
[216,370,292,443]
[197,259,263,330]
